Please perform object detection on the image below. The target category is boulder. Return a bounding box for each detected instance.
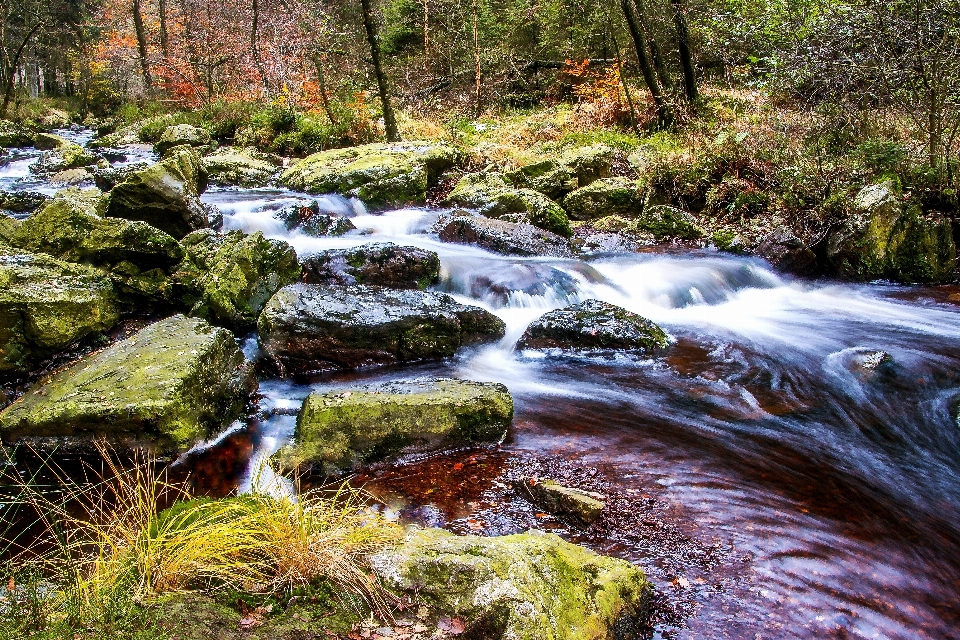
[201,146,280,187]
[280,141,461,209]
[32,132,70,150]
[827,182,956,283]
[0,120,34,148]
[0,215,18,245]
[301,242,439,289]
[436,212,575,259]
[443,172,571,237]
[47,167,94,187]
[518,299,669,353]
[0,315,255,452]
[0,246,119,373]
[258,283,505,375]
[514,478,606,524]
[562,177,645,220]
[105,146,210,239]
[11,188,184,271]
[505,144,613,200]
[93,163,149,191]
[30,140,99,174]
[0,191,47,215]
[279,378,512,472]
[172,229,300,331]
[756,228,819,276]
[370,527,650,640]
[154,124,213,156]
[636,205,703,240]
[274,201,356,237]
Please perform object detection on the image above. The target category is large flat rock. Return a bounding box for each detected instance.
[280,378,513,472]
[258,283,505,375]
[0,315,255,452]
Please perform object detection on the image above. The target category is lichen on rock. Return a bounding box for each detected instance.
[201,146,280,187]
[370,527,650,640]
[444,172,572,237]
[0,314,255,452]
[518,299,669,353]
[279,378,513,472]
[506,144,614,200]
[280,141,461,209]
[301,242,440,290]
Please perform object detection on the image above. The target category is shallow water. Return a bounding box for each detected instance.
[4,138,960,637]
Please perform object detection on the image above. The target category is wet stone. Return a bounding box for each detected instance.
[257,283,505,375]
[436,212,575,259]
[518,299,669,353]
[278,378,513,473]
[300,242,440,290]
[274,200,355,237]
[514,477,606,523]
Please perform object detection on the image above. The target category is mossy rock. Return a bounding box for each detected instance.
[258,283,505,375]
[280,378,513,472]
[105,146,209,239]
[30,140,99,174]
[171,229,299,331]
[515,478,606,524]
[0,315,255,452]
[280,141,461,209]
[436,213,575,258]
[201,146,281,187]
[11,187,184,271]
[370,527,651,640]
[518,299,669,353]
[444,172,572,237]
[636,204,703,240]
[0,246,119,373]
[827,182,957,283]
[506,144,613,200]
[562,177,646,221]
[155,124,213,156]
[0,215,19,245]
[32,132,70,150]
[0,190,47,214]
[0,119,34,148]
[301,242,440,290]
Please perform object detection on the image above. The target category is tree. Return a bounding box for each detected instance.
[360,0,400,141]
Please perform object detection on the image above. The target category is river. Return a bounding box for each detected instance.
[3,132,960,638]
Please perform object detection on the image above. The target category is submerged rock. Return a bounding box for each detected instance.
[827,181,956,283]
[518,299,669,353]
[280,141,460,209]
[436,213,575,259]
[0,315,255,452]
[105,146,209,238]
[444,172,571,237]
[11,188,184,271]
[562,177,646,220]
[201,146,280,187]
[274,201,356,237]
[280,378,512,472]
[258,283,505,375]
[370,527,650,640]
[154,124,212,156]
[172,229,299,331]
[0,246,119,373]
[514,478,606,523]
[301,242,440,290]
[506,144,613,200]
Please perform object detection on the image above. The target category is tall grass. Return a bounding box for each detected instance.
[0,444,400,635]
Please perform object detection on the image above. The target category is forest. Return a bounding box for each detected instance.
[2,1,960,639]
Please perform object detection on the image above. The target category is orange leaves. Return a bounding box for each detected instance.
[562,58,632,127]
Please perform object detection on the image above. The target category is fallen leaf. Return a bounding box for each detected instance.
[673,576,691,589]
[438,617,465,634]
[452,462,464,471]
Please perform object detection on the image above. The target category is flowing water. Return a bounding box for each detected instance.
[4,136,960,638]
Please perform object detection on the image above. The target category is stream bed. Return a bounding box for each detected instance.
[4,134,960,638]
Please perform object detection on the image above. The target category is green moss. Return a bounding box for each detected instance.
[284,379,513,472]
[372,527,650,640]
[0,246,119,373]
[562,177,645,221]
[0,314,254,452]
[445,172,572,237]
[280,141,461,209]
[201,147,280,187]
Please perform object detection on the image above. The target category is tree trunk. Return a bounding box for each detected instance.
[132,0,152,90]
[423,0,430,54]
[311,53,337,126]
[251,0,269,91]
[159,0,169,57]
[359,0,400,141]
[670,0,698,103]
[604,12,639,134]
[620,0,671,126]
[0,20,44,118]
[472,0,481,116]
